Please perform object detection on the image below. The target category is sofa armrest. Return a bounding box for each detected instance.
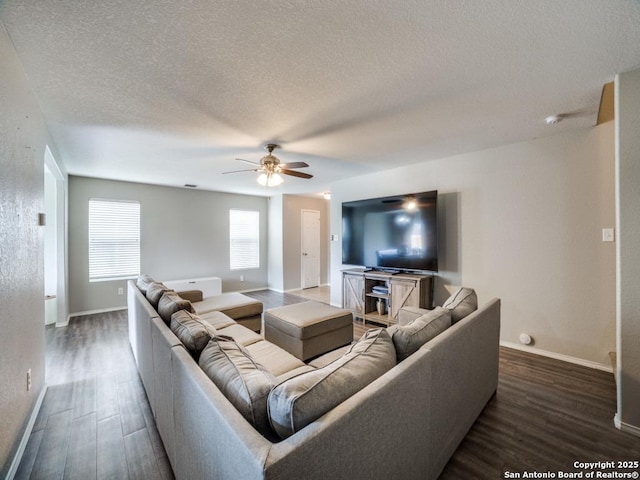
[397,306,431,325]
[177,289,203,303]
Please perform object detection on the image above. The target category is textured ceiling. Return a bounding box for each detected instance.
[2,1,640,196]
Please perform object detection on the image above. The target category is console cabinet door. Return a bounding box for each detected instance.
[390,278,419,320]
[343,272,364,317]
[389,275,433,320]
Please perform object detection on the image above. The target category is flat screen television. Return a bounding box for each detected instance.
[342,190,438,272]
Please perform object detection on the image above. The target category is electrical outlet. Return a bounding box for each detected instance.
[240,275,245,282]
[27,369,31,391]
[118,287,124,295]
[602,228,615,242]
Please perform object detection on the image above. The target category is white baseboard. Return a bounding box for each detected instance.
[500,341,612,373]
[614,413,640,437]
[59,306,127,327]
[236,287,270,294]
[6,385,48,480]
[264,285,330,294]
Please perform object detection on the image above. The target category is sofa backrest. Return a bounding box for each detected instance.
[165,297,500,480]
[260,299,498,479]
[150,316,184,467]
[128,280,160,413]
[130,274,500,480]
[171,346,272,480]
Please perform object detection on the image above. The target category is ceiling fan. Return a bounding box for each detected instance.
[223,144,313,187]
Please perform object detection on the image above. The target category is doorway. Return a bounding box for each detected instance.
[301,209,320,289]
[44,146,67,327]
[44,164,57,325]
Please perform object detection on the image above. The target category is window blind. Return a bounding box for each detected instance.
[89,199,140,281]
[229,209,259,270]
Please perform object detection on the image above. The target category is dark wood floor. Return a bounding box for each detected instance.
[16,309,173,480]
[440,348,640,478]
[16,289,640,479]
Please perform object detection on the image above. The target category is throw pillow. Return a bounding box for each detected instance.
[136,274,155,294]
[199,335,276,436]
[158,291,194,325]
[387,307,451,362]
[170,310,217,359]
[145,282,172,309]
[268,328,396,439]
[442,287,478,323]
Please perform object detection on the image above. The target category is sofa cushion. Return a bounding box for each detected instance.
[192,292,263,319]
[387,307,452,361]
[146,282,172,309]
[136,274,155,294]
[174,289,203,303]
[245,341,307,377]
[199,310,237,330]
[217,323,263,347]
[199,335,276,436]
[267,328,396,439]
[307,345,351,369]
[158,291,194,325]
[170,310,217,359]
[442,287,478,323]
[275,365,316,383]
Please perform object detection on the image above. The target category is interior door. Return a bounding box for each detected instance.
[301,209,320,289]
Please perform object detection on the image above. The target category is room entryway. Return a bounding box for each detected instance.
[43,146,67,328]
[300,209,320,289]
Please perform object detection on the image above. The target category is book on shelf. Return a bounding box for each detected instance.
[372,286,389,294]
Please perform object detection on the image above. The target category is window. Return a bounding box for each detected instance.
[89,199,140,281]
[229,209,260,270]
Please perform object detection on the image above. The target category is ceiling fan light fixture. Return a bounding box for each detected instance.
[226,143,313,186]
[257,172,283,187]
[270,173,283,186]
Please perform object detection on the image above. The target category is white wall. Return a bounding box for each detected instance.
[0,21,47,477]
[615,69,640,432]
[331,124,616,367]
[68,177,269,314]
[267,195,284,291]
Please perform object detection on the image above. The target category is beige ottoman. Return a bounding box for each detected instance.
[263,301,353,361]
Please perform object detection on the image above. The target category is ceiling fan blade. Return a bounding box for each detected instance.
[279,161,309,169]
[223,168,260,174]
[280,169,313,179]
[236,158,262,166]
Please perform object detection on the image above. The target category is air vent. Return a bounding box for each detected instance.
[184,184,197,188]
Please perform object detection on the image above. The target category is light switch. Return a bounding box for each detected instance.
[602,228,615,242]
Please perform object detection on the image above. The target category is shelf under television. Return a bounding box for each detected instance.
[366,292,389,299]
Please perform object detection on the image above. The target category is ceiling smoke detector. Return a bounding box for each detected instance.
[545,114,563,125]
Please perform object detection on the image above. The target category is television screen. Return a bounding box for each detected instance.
[342,191,438,272]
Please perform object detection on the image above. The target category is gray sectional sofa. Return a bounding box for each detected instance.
[127,278,500,480]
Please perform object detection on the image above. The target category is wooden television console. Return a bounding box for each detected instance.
[342,268,433,326]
